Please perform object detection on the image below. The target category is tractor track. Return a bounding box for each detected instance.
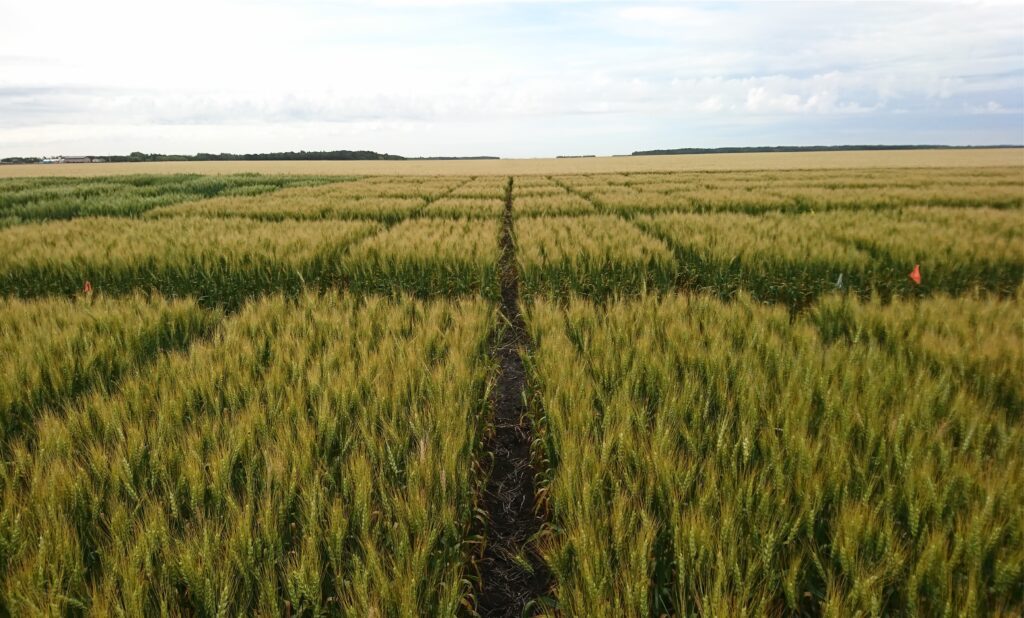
[474,177,552,616]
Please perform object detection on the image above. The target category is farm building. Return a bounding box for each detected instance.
[57,156,104,163]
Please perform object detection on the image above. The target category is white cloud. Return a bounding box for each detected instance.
[0,0,1021,157]
[965,100,1019,114]
[696,96,724,113]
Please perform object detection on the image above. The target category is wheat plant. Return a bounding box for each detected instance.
[0,293,494,616]
[525,292,1023,616]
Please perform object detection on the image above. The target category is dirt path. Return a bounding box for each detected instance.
[475,177,552,616]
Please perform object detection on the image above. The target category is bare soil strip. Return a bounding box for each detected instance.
[475,178,552,616]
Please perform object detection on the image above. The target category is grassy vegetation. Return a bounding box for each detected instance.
[148,186,426,223]
[809,293,1023,414]
[0,294,494,615]
[336,176,471,199]
[513,176,566,198]
[1,147,1019,177]
[0,217,380,308]
[515,194,596,216]
[448,177,509,200]
[0,174,340,220]
[0,165,1020,615]
[423,197,506,218]
[525,292,1023,616]
[515,215,676,298]
[637,206,1023,309]
[147,176,495,222]
[342,217,502,297]
[557,167,1023,215]
[0,294,220,450]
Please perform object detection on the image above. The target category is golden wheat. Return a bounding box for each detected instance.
[0,294,494,615]
[515,215,675,297]
[0,217,380,307]
[526,292,1023,616]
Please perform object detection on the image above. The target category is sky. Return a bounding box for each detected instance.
[1,0,1022,158]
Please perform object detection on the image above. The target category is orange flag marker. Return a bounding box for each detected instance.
[908,264,921,285]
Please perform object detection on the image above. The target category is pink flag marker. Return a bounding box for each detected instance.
[908,264,921,285]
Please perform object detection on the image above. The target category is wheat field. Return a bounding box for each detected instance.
[0,159,1020,615]
[0,148,1020,177]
